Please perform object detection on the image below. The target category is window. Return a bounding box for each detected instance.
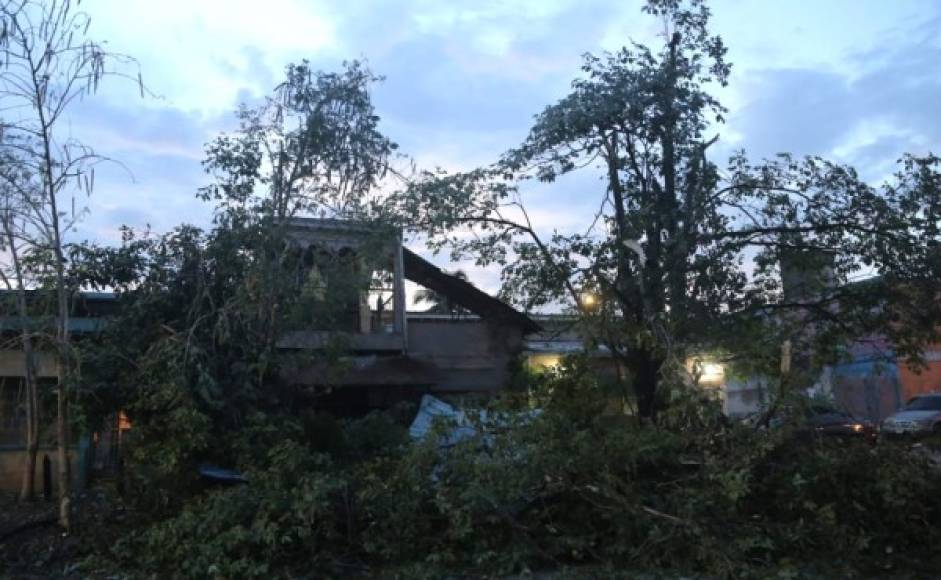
[904,396,941,411]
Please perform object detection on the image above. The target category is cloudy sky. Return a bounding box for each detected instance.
[60,0,941,295]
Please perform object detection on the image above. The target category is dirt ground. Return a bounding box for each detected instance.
[0,486,133,579]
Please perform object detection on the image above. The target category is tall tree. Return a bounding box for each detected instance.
[200,60,397,223]
[399,0,941,419]
[0,0,142,529]
[71,61,400,494]
[200,60,399,361]
[0,155,40,500]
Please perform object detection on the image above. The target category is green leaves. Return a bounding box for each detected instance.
[94,359,941,578]
[202,60,397,223]
[394,0,941,423]
[394,1,740,415]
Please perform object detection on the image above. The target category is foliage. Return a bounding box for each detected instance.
[70,218,388,510]
[199,59,397,222]
[67,57,401,515]
[115,443,349,578]
[0,0,144,527]
[90,362,941,579]
[395,0,941,419]
[40,2,941,577]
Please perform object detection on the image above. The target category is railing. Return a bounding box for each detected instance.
[369,310,397,334]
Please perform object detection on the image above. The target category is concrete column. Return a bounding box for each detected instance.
[359,291,371,334]
[393,240,407,352]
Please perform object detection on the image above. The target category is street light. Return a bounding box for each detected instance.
[580,291,599,310]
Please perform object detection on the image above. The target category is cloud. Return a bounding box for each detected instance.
[730,69,855,159]
[58,97,229,243]
[724,22,941,181]
[45,0,941,299]
[88,0,336,113]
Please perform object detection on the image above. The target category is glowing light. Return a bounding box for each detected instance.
[529,354,561,370]
[580,292,598,309]
[687,358,725,385]
[700,363,725,383]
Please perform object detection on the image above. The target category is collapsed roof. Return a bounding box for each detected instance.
[402,248,540,334]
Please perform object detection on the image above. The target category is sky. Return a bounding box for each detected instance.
[56,0,941,298]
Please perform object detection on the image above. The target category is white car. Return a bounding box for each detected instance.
[881,393,941,436]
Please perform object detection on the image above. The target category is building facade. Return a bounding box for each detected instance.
[0,219,540,491]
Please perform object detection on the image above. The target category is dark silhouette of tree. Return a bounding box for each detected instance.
[398,0,941,420]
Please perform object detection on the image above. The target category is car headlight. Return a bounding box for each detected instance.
[851,423,864,432]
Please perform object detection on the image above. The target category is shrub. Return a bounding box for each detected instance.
[100,370,941,578]
[109,441,350,578]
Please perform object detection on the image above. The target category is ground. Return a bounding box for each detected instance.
[0,486,132,579]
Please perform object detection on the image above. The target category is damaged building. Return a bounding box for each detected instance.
[0,218,540,491]
[275,218,540,411]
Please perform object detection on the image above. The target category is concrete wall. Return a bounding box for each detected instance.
[721,354,941,422]
[897,349,941,402]
[0,350,58,378]
[719,363,902,421]
[0,446,78,494]
[823,348,941,421]
[278,317,530,414]
[828,359,902,421]
[0,348,89,493]
[408,318,524,394]
[722,376,773,418]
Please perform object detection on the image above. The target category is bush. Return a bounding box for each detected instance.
[108,441,351,578]
[98,368,941,578]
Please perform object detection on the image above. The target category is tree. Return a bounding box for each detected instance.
[71,61,401,501]
[398,0,941,419]
[199,60,399,359]
[200,60,397,224]
[0,0,142,529]
[0,151,40,500]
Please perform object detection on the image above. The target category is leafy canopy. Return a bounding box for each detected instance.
[397,0,941,415]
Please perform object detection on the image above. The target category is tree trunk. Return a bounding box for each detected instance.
[54,271,71,531]
[2,216,40,502]
[45,173,72,531]
[37,91,72,531]
[632,348,661,421]
[19,384,37,501]
[18,306,39,502]
[756,339,792,429]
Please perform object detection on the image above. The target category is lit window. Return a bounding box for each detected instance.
[529,354,561,370]
[687,358,725,385]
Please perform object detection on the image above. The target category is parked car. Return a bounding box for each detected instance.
[881,393,941,437]
[788,405,876,444]
[803,405,876,442]
[745,404,876,444]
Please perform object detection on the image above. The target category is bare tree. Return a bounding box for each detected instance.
[0,163,40,500]
[0,0,141,530]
